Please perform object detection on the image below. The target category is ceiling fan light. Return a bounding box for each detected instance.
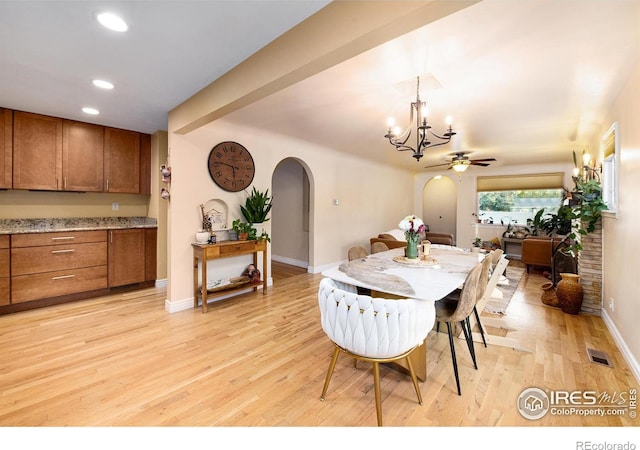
[452,160,469,173]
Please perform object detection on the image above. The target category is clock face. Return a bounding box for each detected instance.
[207,141,255,192]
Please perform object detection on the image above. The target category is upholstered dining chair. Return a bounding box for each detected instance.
[370,241,389,254]
[472,252,494,347]
[348,245,368,261]
[434,262,484,396]
[317,277,432,426]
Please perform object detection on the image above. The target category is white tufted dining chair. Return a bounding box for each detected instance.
[317,277,433,426]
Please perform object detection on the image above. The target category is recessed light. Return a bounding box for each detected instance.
[82,107,100,115]
[96,12,128,32]
[92,79,114,90]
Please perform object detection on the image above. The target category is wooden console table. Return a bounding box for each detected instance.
[192,240,268,313]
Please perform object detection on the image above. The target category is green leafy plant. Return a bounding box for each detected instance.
[473,237,482,248]
[232,219,256,240]
[529,205,575,237]
[241,187,273,224]
[562,178,608,256]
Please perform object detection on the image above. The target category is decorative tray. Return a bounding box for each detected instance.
[392,255,437,267]
[206,276,250,293]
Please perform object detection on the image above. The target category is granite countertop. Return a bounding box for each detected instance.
[0,217,158,234]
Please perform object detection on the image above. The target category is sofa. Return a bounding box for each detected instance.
[370,229,455,252]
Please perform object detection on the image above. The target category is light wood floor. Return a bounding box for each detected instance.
[0,261,637,427]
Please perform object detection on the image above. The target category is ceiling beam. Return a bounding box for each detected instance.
[170,0,479,135]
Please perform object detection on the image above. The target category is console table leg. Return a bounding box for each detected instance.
[201,258,208,313]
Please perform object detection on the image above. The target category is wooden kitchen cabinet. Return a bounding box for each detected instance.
[104,127,141,193]
[0,108,12,189]
[0,235,9,306]
[108,228,157,287]
[12,111,63,190]
[11,231,108,304]
[62,120,104,192]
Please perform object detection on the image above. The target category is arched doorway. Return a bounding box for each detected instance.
[271,158,312,271]
[422,175,457,244]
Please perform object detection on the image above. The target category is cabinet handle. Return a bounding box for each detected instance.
[51,249,75,254]
[52,275,75,280]
[64,177,67,190]
[106,179,109,191]
[51,237,75,241]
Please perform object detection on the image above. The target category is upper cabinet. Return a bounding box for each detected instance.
[104,127,140,193]
[63,120,104,192]
[0,108,12,189]
[8,108,150,194]
[13,111,63,190]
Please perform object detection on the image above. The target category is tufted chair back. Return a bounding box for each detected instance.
[318,277,432,359]
[317,277,433,425]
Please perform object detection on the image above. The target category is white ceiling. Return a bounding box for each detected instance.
[1,1,638,172]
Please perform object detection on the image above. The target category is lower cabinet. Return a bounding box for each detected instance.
[2,227,157,312]
[108,228,157,288]
[0,235,9,306]
[11,230,108,303]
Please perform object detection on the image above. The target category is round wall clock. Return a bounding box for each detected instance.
[207,141,255,192]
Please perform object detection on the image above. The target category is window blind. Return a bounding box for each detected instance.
[477,173,564,192]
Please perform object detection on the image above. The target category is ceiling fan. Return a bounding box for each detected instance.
[424,152,497,173]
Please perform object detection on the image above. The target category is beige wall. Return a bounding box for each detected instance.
[149,131,169,280]
[0,190,149,218]
[601,56,640,378]
[165,117,415,309]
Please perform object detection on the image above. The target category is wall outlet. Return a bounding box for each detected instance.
[112,202,119,211]
[609,297,614,312]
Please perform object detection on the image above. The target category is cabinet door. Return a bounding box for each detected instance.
[144,228,157,282]
[0,235,9,306]
[104,127,140,193]
[13,111,63,190]
[63,120,104,192]
[108,229,145,287]
[139,133,151,195]
[0,108,12,189]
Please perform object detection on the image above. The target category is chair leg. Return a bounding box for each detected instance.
[446,322,461,396]
[461,318,478,370]
[320,347,340,400]
[373,361,383,427]
[405,355,423,405]
[473,306,487,348]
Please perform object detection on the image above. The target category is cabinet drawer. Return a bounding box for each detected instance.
[11,230,107,248]
[11,266,107,304]
[0,235,8,249]
[219,242,256,255]
[12,242,107,276]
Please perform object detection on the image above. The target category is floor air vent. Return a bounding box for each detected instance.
[586,347,613,368]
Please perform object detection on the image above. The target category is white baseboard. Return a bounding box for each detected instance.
[601,309,640,385]
[155,278,167,288]
[271,254,308,269]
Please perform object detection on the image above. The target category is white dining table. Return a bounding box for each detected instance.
[322,246,485,301]
[321,246,486,381]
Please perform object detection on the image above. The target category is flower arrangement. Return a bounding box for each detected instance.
[398,215,425,243]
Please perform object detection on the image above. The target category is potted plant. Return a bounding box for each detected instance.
[241,187,273,224]
[232,219,256,241]
[472,237,482,252]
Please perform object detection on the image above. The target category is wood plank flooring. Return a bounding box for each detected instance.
[0,262,637,427]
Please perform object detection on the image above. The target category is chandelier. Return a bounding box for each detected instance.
[384,76,455,162]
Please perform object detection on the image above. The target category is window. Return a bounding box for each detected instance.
[476,173,565,226]
[601,122,618,216]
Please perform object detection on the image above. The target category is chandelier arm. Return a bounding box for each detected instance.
[428,128,456,140]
